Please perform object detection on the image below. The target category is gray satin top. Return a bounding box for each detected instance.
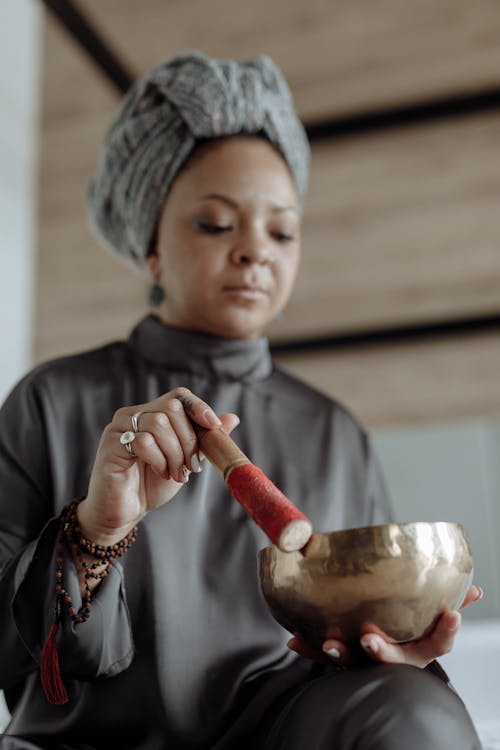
[0,316,391,748]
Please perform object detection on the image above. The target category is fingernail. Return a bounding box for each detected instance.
[191,454,202,473]
[181,465,190,483]
[476,586,484,600]
[204,409,222,427]
[361,639,376,655]
[324,647,341,660]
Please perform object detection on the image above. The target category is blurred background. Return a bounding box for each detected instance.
[1,0,499,743]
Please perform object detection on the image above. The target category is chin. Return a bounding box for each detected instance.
[208,312,270,340]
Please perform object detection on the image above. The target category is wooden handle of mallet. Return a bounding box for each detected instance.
[194,425,312,552]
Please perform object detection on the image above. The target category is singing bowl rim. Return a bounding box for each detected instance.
[257,520,474,645]
[258,520,472,556]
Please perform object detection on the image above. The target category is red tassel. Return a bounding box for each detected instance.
[40,621,69,704]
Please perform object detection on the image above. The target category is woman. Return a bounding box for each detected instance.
[0,52,482,749]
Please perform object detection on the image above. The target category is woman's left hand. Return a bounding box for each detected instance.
[287,584,483,668]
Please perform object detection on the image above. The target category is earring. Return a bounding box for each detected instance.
[148,282,165,308]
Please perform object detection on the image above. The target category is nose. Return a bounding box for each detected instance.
[230,228,274,266]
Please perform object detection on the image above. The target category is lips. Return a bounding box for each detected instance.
[222,284,269,300]
[224,284,267,293]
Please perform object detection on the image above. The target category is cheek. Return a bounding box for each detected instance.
[159,234,201,279]
[278,250,300,291]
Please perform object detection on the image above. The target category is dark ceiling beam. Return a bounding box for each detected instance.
[270,314,500,355]
[305,88,500,142]
[40,0,135,93]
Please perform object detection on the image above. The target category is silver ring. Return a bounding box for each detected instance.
[120,430,136,456]
[131,411,143,433]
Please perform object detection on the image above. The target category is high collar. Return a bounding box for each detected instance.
[127,315,273,382]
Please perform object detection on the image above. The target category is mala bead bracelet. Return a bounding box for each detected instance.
[56,498,138,624]
[41,498,138,705]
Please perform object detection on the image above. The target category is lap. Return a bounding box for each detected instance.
[253,663,482,750]
[0,738,93,750]
[1,666,482,750]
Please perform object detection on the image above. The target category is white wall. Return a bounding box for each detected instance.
[0,0,41,403]
[0,0,41,732]
[374,420,500,620]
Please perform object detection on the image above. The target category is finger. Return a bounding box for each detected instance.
[115,401,240,480]
[140,402,195,482]
[361,611,462,667]
[122,430,171,479]
[125,408,199,479]
[155,390,227,477]
[111,423,172,480]
[167,387,222,429]
[148,408,240,474]
[409,610,461,664]
[289,635,359,667]
[460,584,484,609]
[287,636,332,664]
[359,633,405,664]
[97,422,142,471]
[322,638,354,665]
[94,423,171,485]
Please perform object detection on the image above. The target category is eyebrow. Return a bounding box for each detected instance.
[199,193,298,214]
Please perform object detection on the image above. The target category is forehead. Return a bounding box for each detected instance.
[184,134,286,168]
[172,135,299,207]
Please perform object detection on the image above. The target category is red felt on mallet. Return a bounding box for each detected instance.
[194,426,312,552]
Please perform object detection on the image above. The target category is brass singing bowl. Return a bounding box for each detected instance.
[258,522,473,647]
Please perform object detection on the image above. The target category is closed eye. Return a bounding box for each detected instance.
[272,232,295,243]
[196,221,232,235]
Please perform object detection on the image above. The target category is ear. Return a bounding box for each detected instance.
[145,251,161,280]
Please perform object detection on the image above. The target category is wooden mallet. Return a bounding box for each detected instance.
[194,425,312,552]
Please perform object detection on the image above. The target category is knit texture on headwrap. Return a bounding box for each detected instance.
[87,51,310,267]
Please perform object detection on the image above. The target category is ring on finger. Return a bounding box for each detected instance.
[131,411,143,433]
[120,430,136,456]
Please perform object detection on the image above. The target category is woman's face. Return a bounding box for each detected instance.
[147,136,302,339]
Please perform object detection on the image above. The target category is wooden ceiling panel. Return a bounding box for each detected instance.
[268,111,500,340]
[275,330,500,427]
[78,0,500,120]
[36,15,146,362]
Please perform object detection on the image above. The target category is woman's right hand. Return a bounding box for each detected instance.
[78,387,239,545]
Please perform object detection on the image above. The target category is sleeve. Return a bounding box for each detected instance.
[0,372,134,693]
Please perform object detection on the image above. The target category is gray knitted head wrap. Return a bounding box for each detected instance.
[87,51,310,267]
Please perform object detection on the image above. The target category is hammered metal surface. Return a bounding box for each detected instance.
[258,522,473,646]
